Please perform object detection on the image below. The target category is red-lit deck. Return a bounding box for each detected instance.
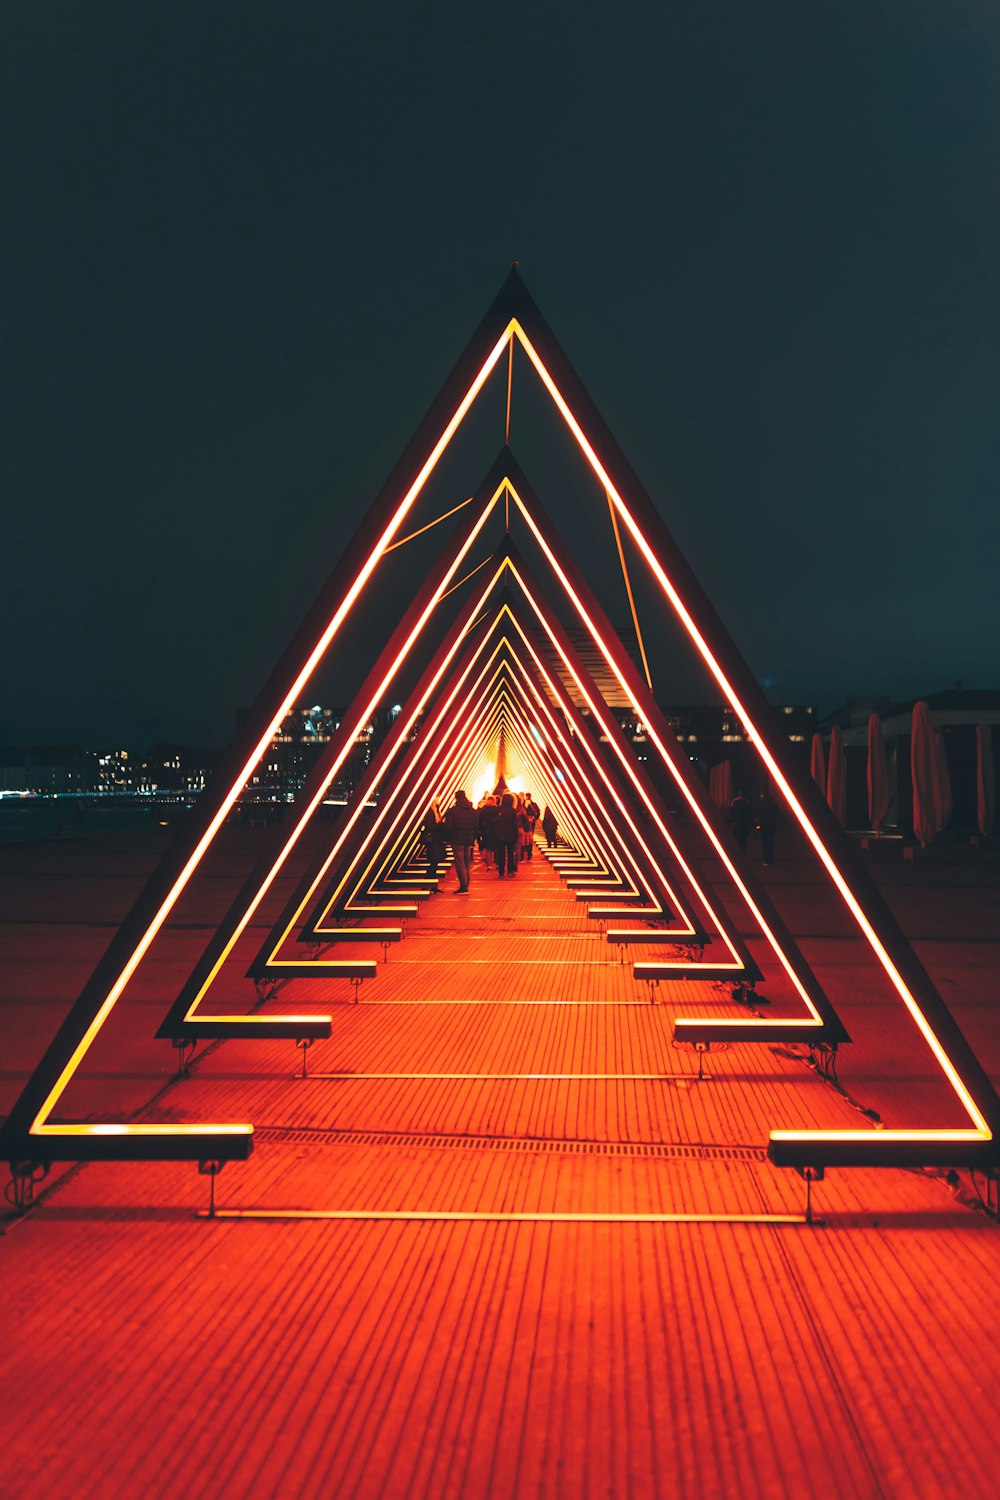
[2,833,999,1498]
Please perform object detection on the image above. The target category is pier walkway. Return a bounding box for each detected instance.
[1,831,999,1498]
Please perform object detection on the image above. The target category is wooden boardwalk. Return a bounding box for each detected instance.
[2,834,999,1498]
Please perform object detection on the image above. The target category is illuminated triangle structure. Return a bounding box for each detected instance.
[4,268,999,1181]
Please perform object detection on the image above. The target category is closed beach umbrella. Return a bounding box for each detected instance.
[976,725,995,838]
[827,725,847,827]
[911,701,936,847]
[709,759,733,809]
[932,730,952,835]
[810,733,826,794]
[866,713,889,834]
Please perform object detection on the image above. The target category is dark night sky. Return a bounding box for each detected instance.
[3,1,998,750]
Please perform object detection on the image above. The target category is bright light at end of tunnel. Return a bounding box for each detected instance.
[470,762,496,805]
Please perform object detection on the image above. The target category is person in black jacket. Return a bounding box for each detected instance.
[478,795,498,869]
[444,789,479,892]
[423,800,447,874]
[754,789,779,866]
[516,797,532,863]
[726,791,752,853]
[541,805,558,847]
[493,792,518,878]
[523,796,539,860]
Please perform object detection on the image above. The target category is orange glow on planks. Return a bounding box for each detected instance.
[29,332,515,1134]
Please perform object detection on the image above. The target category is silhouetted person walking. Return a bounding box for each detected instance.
[478,795,498,869]
[542,805,558,847]
[727,791,752,853]
[493,793,518,878]
[423,800,447,874]
[755,789,778,866]
[444,790,478,892]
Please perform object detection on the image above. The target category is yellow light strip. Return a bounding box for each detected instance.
[180,492,504,1015]
[500,692,642,894]
[36,1124,253,1139]
[507,564,745,964]
[501,607,717,932]
[305,1073,693,1081]
[509,513,822,1005]
[512,325,990,1138]
[333,655,621,916]
[384,494,475,553]
[303,619,641,933]
[282,611,513,940]
[308,640,521,926]
[204,1209,811,1225]
[30,328,515,1133]
[606,489,654,693]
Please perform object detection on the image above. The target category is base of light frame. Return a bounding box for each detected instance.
[768,1135,997,1170]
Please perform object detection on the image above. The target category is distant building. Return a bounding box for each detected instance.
[240,703,396,801]
[0,746,93,795]
[140,744,221,795]
[579,702,815,793]
[92,748,134,793]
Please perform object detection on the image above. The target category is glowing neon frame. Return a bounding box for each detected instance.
[258,591,670,957]
[3,269,995,1170]
[267,586,716,961]
[300,632,653,929]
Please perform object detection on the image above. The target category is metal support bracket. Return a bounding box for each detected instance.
[647,977,659,1006]
[731,980,768,1011]
[351,977,364,1003]
[795,1165,825,1225]
[296,1036,315,1080]
[171,1035,197,1078]
[5,1160,50,1215]
[694,1040,710,1082]
[254,977,278,1003]
[199,1159,225,1220]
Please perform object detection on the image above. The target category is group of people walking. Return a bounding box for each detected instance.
[422,790,559,892]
